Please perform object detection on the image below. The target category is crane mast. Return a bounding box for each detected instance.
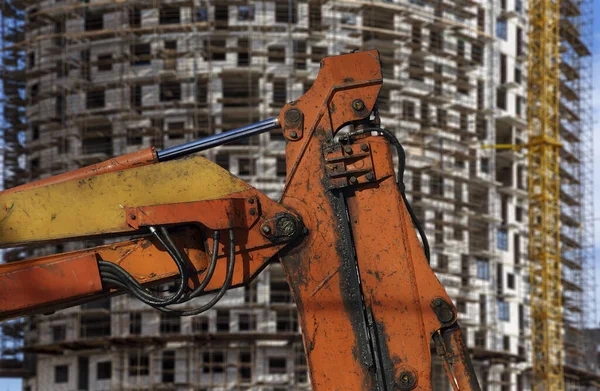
[527,0,564,387]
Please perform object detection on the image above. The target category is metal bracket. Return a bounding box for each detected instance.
[125,197,261,230]
[323,142,376,189]
[260,212,305,243]
[283,108,304,141]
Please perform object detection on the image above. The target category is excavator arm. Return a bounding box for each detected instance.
[0,50,480,391]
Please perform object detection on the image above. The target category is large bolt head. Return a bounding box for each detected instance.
[278,216,297,237]
[438,308,454,323]
[285,108,302,124]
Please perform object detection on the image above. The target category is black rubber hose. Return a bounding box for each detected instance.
[99,229,225,311]
[149,226,189,304]
[186,230,220,299]
[351,127,431,263]
[157,229,236,316]
[99,273,172,306]
[99,265,178,306]
[99,225,191,306]
[98,228,190,306]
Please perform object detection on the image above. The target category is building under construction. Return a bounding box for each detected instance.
[0,0,597,389]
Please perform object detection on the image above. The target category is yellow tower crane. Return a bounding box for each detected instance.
[527,0,564,386]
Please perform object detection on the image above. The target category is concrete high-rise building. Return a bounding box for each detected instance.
[0,0,597,389]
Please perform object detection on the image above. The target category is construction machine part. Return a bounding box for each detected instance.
[157,118,280,161]
[0,50,480,390]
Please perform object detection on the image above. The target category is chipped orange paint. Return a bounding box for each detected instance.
[0,253,102,318]
[2,147,158,195]
[347,136,453,388]
[0,186,294,319]
[441,325,481,391]
[0,228,208,319]
[276,50,479,390]
[277,50,387,390]
[124,195,260,230]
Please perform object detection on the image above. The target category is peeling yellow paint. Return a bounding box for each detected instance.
[0,156,249,246]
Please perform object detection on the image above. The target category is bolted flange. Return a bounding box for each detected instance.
[283,108,304,141]
[260,213,304,242]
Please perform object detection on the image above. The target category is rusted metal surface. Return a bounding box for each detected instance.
[276,50,479,390]
[2,147,158,195]
[0,228,208,320]
[0,50,480,389]
[277,50,385,389]
[440,325,482,391]
[125,196,260,230]
[0,179,296,319]
[0,217,292,320]
[323,142,375,189]
[0,253,103,319]
[279,50,383,192]
[0,154,250,246]
[346,136,457,389]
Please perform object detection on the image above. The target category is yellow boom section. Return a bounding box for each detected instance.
[0,156,249,246]
[527,0,564,386]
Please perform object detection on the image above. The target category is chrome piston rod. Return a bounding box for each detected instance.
[157,117,280,162]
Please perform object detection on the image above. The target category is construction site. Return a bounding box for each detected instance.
[0,0,597,389]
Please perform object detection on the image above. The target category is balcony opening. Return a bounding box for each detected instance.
[97,361,111,380]
[239,349,252,382]
[55,365,69,383]
[131,44,151,66]
[159,6,180,25]
[85,12,103,31]
[192,316,209,332]
[160,312,181,334]
[202,351,225,373]
[268,357,287,374]
[276,0,297,23]
[128,353,149,376]
[268,46,286,63]
[161,350,175,383]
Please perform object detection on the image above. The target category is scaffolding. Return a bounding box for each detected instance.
[0,0,596,389]
[559,0,596,388]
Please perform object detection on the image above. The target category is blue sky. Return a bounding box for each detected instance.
[0,379,19,391]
